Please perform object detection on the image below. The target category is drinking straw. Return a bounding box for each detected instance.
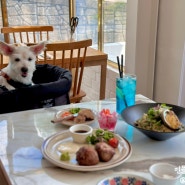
[120,54,123,78]
[117,56,121,78]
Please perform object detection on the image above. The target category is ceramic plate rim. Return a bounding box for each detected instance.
[55,108,96,126]
[97,174,154,185]
[41,130,132,171]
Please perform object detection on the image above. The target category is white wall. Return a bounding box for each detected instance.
[126,0,185,105]
[179,44,185,106]
[154,0,185,105]
[126,0,159,99]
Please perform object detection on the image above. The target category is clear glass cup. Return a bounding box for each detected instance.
[116,74,137,114]
[116,74,136,142]
[98,109,118,132]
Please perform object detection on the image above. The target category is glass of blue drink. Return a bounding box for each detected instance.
[116,74,137,114]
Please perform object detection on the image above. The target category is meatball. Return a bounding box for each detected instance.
[76,146,99,166]
[95,142,115,162]
[74,114,86,123]
[74,109,95,123]
[78,109,94,120]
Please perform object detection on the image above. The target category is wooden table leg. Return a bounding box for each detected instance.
[100,61,107,99]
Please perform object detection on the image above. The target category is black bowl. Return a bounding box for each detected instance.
[121,103,185,141]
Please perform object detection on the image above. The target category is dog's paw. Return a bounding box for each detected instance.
[3,83,15,91]
[7,86,15,90]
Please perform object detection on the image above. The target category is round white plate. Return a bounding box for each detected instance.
[55,108,95,126]
[41,130,132,171]
[97,175,154,185]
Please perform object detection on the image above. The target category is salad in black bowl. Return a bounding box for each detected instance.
[121,103,185,141]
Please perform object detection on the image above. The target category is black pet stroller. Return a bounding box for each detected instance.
[0,64,72,114]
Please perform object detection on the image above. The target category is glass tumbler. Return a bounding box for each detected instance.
[116,74,137,114]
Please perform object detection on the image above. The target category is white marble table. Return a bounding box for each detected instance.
[0,95,185,185]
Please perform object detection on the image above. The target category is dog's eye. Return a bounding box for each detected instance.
[15,58,20,62]
[28,57,32,61]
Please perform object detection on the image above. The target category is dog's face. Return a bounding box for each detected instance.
[0,41,46,83]
[7,45,37,78]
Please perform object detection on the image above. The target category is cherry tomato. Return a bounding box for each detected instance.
[108,137,119,148]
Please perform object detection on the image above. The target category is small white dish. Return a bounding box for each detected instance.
[69,124,93,144]
[149,163,181,185]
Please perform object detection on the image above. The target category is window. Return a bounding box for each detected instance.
[103,0,127,64]
[76,0,127,64]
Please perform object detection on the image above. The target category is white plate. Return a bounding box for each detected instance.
[41,130,132,171]
[97,174,154,185]
[55,108,95,126]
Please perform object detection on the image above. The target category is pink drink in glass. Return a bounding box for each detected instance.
[98,109,117,131]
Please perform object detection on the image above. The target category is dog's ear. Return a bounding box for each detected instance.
[29,41,47,56]
[0,41,15,56]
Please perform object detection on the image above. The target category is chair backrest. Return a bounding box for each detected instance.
[39,39,92,103]
[0,53,8,69]
[1,25,53,44]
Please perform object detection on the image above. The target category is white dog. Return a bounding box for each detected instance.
[0,41,46,90]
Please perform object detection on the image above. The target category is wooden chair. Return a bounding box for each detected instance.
[1,25,53,44]
[0,53,3,69]
[38,39,92,103]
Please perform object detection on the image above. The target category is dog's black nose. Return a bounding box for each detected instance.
[21,67,28,73]
[21,67,28,77]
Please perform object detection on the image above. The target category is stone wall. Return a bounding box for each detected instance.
[1,0,126,45]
